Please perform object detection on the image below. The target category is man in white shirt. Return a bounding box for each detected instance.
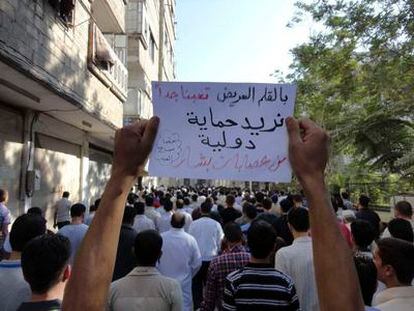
[133,202,155,233]
[144,195,161,230]
[158,199,173,233]
[275,207,319,311]
[189,201,224,309]
[53,191,72,229]
[58,203,89,264]
[176,199,192,232]
[183,197,193,215]
[382,201,414,238]
[158,213,202,311]
[372,238,414,310]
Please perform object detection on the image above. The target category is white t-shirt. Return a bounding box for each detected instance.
[55,198,72,223]
[58,223,89,263]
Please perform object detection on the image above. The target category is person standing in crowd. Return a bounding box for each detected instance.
[275,198,294,245]
[144,195,161,231]
[17,234,71,310]
[354,255,378,307]
[108,230,183,311]
[176,199,193,232]
[356,195,381,238]
[189,201,224,310]
[201,222,249,311]
[382,201,413,238]
[386,218,414,242]
[158,213,202,311]
[183,197,193,215]
[113,205,138,281]
[53,191,72,229]
[372,238,414,310]
[158,199,174,233]
[255,197,278,231]
[223,220,300,310]
[133,201,155,233]
[351,219,376,258]
[275,207,319,311]
[85,198,100,226]
[342,192,354,210]
[240,203,257,235]
[0,214,46,311]
[0,189,11,258]
[220,195,242,225]
[58,203,89,264]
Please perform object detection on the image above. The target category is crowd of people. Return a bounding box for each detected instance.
[0,117,413,311]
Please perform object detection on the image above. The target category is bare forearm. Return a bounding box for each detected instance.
[62,173,134,311]
[301,175,364,311]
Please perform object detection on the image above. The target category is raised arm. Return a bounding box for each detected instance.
[286,117,364,311]
[62,117,159,311]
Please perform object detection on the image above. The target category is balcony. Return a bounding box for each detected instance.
[88,22,128,102]
[91,0,127,34]
[126,0,149,47]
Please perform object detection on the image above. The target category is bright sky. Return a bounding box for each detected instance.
[175,0,315,83]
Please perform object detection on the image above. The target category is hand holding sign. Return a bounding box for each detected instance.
[149,82,296,182]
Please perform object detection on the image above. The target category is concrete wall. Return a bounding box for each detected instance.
[0,0,124,128]
[0,106,23,218]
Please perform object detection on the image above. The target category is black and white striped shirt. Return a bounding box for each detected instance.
[222,263,300,311]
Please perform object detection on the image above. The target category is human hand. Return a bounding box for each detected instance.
[112,117,159,178]
[286,117,329,183]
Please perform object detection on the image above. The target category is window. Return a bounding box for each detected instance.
[149,31,156,62]
[48,0,75,25]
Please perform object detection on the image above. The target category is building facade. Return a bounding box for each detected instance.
[125,0,176,187]
[0,0,128,225]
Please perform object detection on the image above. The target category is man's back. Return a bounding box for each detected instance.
[158,228,201,311]
[58,224,88,263]
[356,208,381,237]
[373,286,414,311]
[0,260,31,311]
[108,267,182,311]
[201,245,250,311]
[113,225,138,281]
[220,208,242,225]
[55,198,71,223]
[189,217,223,261]
[158,212,173,233]
[275,215,294,245]
[223,263,300,311]
[275,236,319,311]
[133,215,155,233]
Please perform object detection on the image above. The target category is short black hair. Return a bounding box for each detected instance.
[394,201,413,218]
[163,199,173,212]
[62,191,70,198]
[70,203,86,218]
[351,220,376,249]
[0,189,8,202]
[354,255,377,306]
[200,201,212,214]
[134,230,162,266]
[262,198,272,211]
[191,194,198,202]
[123,205,136,225]
[255,192,264,204]
[94,198,101,210]
[226,195,235,206]
[27,207,42,216]
[183,197,190,205]
[145,195,154,207]
[376,238,414,285]
[171,212,185,229]
[287,207,309,232]
[134,201,145,215]
[247,220,276,259]
[10,214,46,252]
[224,222,243,243]
[245,204,257,220]
[342,192,350,200]
[388,218,414,242]
[359,195,370,208]
[22,234,70,294]
[280,198,293,214]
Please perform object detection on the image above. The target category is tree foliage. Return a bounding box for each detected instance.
[288,0,414,178]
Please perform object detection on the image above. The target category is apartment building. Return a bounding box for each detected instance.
[125,0,176,187]
[0,0,128,224]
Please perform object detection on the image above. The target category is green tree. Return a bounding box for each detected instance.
[288,0,414,177]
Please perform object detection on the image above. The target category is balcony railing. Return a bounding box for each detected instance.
[88,22,128,102]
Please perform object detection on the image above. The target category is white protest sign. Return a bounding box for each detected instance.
[148,82,296,182]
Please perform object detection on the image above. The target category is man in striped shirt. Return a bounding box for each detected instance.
[223,220,300,310]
